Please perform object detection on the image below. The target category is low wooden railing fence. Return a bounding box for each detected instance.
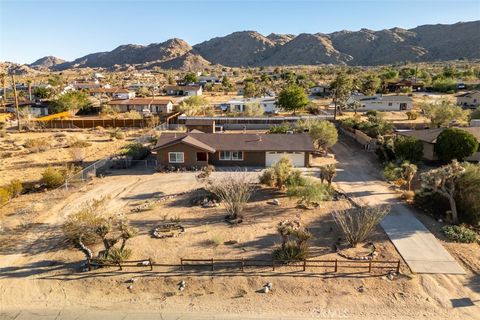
[87,257,400,274]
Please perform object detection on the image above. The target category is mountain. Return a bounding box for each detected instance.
[55,38,191,70]
[31,21,479,70]
[29,56,65,69]
[192,31,276,67]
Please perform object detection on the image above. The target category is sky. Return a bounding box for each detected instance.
[1,0,479,64]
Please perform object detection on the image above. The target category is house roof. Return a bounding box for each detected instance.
[108,98,172,106]
[153,133,315,152]
[352,95,413,102]
[455,90,480,98]
[89,88,131,94]
[185,119,215,126]
[155,134,216,153]
[165,85,202,91]
[398,127,480,143]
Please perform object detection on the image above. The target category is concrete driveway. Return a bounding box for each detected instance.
[332,135,465,275]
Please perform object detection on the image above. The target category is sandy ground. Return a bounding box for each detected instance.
[0,130,134,184]
[0,167,479,319]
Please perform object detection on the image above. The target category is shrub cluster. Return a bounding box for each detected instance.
[0,179,23,205]
[120,143,150,160]
[442,225,478,243]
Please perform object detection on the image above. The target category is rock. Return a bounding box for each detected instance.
[127,285,133,290]
[266,282,272,290]
[357,286,365,293]
[268,199,280,206]
[387,272,396,281]
[262,286,270,293]
[126,278,136,283]
[180,280,186,287]
[142,260,150,266]
[438,219,443,223]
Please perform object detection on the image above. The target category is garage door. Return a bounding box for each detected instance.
[265,152,305,167]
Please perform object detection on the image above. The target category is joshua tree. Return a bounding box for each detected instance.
[319,164,337,186]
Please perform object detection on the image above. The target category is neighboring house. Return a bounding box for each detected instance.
[185,119,216,133]
[385,80,425,92]
[222,97,278,114]
[72,80,101,90]
[198,76,220,85]
[397,127,480,162]
[456,91,480,109]
[165,85,203,96]
[107,98,174,114]
[88,88,135,100]
[152,132,315,168]
[5,100,49,117]
[348,95,413,111]
[309,84,331,97]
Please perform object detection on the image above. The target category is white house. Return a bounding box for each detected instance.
[348,94,413,111]
[107,98,174,114]
[88,88,135,100]
[222,97,278,114]
[309,83,331,97]
[165,85,203,96]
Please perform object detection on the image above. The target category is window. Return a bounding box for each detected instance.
[168,152,184,163]
[388,102,393,106]
[220,151,243,161]
[232,151,243,160]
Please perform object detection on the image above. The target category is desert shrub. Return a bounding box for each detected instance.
[435,128,478,162]
[0,188,11,205]
[383,162,403,181]
[394,136,424,163]
[318,164,336,186]
[209,235,223,247]
[107,248,132,262]
[110,129,125,140]
[67,135,91,148]
[120,142,150,160]
[41,167,66,188]
[332,204,390,247]
[273,220,311,260]
[287,179,333,205]
[259,168,276,187]
[413,192,450,219]
[271,157,293,189]
[7,179,23,198]
[284,169,307,187]
[208,173,254,221]
[268,123,292,134]
[456,163,480,225]
[68,147,85,163]
[402,190,415,201]
[196,165,215,180]
[24,138,51,152]
[442,225,478,243]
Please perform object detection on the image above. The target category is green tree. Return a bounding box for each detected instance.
[51,91,91,113]
[394,136,424,163]
[243,81,259,98]
[183,72,198,84]
[456,163,480,225]
[298,119,338,151]
[331,72,352,117]
[432,77,457,92]
[277,84,309,115]
[33,87,52,99]
[421,101,469,128]
[177,96,208,116]
[435,128,478,162]
[361,75,381,96]
[242,102,264,116]
[221,76,233,91]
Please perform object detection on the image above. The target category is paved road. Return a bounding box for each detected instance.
[332,136,465,274]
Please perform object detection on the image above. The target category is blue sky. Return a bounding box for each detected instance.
[1,0,479,64]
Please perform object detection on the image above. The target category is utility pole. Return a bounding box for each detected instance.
[11,75,21,131]
[333,88,337,121]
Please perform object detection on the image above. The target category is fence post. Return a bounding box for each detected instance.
[272,260,275,271]
[149,258,153,271]
[368,260,372,273]
[118,261,122,271]
[211,258,214,271]
[87,259,91,271]
[334,259,338,272]
[180,258,184,271]
[241,259,244,272]
[303,259,306,272]
[396,260,400,273]
[145,160,148,170]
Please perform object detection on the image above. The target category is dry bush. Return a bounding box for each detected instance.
[332,204,390,247]
[24,138,51,152]
[41,167,65,188]
[0,188,10,205]
[273,220,311,260]
[67,135,91,148]
[208,173,255,221]
[68,147,85,163]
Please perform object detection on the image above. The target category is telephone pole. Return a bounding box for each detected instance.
[11,75,21,131]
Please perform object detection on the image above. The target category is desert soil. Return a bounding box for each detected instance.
[0,168,479,319]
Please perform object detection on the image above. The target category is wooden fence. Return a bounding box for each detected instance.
[87,257,400,274]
